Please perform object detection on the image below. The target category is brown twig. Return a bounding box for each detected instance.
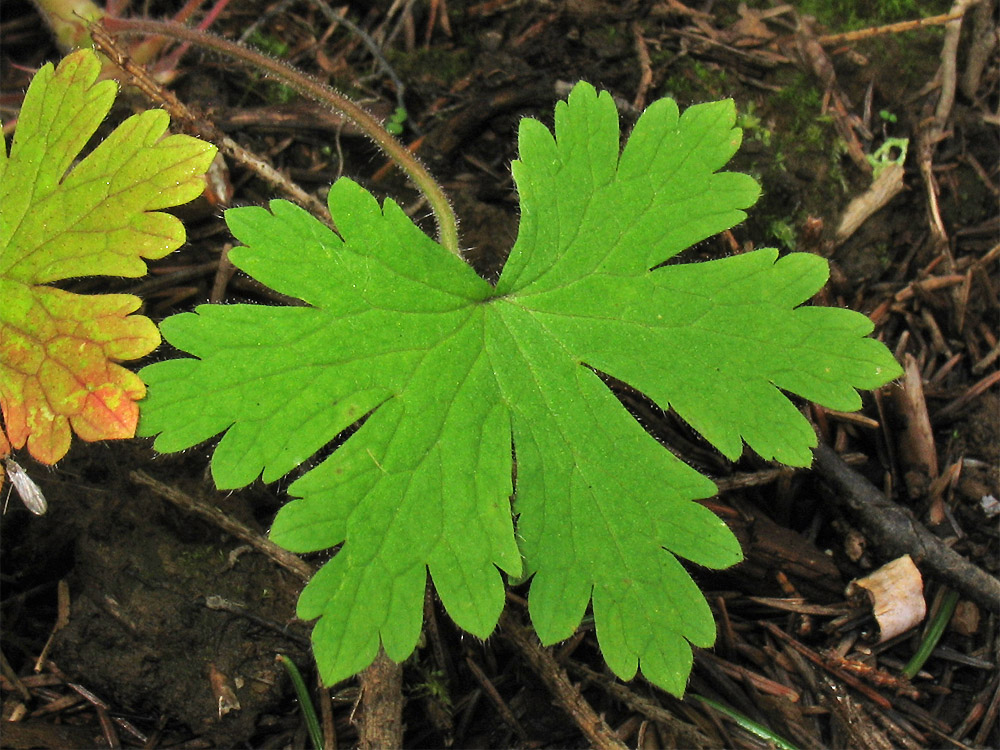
[914,0,983,244]
[131,470,314,580]
[894,354,939,497]
[794,20,871,173]
[933,369,1000,421]
[761,621,893,709]
[317,669,337,750]
[698,651,801,701]
[817,11,966,45]
[564,661,715,748]
[893,274,967,302]
[632,21,653,111]
[812,444,1000,613]
[465,655,529,742]
[713,466,798,492]
[90,23,333,224]
[0,651,32,703]
[835,163,906,245]
[102,16,460,256]
[499,610,628,749]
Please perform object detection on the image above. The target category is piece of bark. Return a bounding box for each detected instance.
[835,162,906,244]
[813,444,1000,613]
[893,355,939,502]
[726,497,843,595]
[358,651,404,750]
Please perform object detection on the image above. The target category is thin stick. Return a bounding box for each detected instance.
[500,610,628,750]
[317,669,338,750]
[465,655,529,741]
[812,444,1000,613]
[631,21,653,111]
[760,621,892,710]
[91,22,333,224]
[817,11,966,46]
[566,661,714,748]
[302,0,409,121]
[101,17,460,257]
[130,470,313,580]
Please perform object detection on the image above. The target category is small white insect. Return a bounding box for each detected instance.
[2,458,48,515]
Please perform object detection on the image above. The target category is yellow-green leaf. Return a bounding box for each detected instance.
[0,49,216,463]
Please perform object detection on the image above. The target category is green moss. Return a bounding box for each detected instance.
[736,102,772,147]
[769,219,797,251]
[720,71,854,251]
[238,31,297,104]
[657,2,948,255]
[737,0,952,30]
[872,241,892,267]
[772,72,824,133]
[797,0,954,31]
[386,47,472,86]
[659,59,733,104]
[247,30,290,57]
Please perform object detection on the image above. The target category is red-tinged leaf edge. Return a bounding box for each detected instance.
[1,289,159,464]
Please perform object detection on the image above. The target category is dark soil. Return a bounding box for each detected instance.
[2,1,998,748]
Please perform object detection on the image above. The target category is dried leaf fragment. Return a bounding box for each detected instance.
[847,554,926,642]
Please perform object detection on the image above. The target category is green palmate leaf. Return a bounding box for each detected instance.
[138,82,901,695]
[0,49,216,464]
